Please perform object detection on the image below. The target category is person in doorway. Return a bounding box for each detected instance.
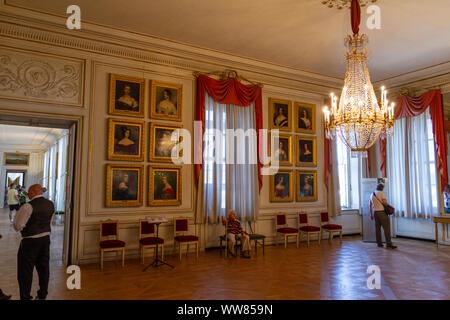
[13,184,55,300]
[7,183,20,223]
[222,210,251,259]
[19,186,27,207]
[369,183,397,249]
[0,234,12,300]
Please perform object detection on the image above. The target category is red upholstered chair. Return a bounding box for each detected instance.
[174,217,199,260]
[99,220,125,270]
[320,212,343,243]
[298,212,321,247]
[139,219,164,264]
[275,213,298,248]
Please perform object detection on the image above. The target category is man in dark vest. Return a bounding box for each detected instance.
[13,184,55,300]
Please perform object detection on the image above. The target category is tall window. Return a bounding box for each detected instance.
[387,109,439,218]
[336,138,360,209]
[203,93,257,222]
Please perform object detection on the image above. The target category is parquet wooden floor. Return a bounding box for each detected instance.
[1,209,449,300]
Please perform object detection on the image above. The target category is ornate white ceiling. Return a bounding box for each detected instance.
[4,0,450,81]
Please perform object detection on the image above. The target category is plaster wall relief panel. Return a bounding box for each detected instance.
[0,47,84,106]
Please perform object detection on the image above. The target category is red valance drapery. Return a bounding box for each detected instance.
[379,89,448,190]
[194,74,263,191]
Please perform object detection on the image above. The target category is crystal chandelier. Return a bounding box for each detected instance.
[323,0,394,153]
[321,0,377,10]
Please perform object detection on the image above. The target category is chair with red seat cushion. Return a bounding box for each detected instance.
[174,217,199,260]
[99,220,126,270]
[298,212,321,247]
[275,213,298,248]
[139,219,165,264]
[320,212,343,243]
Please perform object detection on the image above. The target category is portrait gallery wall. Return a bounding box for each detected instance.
[105,73,183,208]
[103,73,322,209]
[269,98,319,204]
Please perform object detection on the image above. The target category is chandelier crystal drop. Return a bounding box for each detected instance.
[323,2,394,154]
[321,0,377,10]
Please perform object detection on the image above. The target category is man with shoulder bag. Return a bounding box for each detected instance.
[369,183,397,249]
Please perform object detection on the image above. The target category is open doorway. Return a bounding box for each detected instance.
[0,120,76,267]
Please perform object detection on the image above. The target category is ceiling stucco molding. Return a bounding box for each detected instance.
[0,143,46,152]
[0,8,344,96]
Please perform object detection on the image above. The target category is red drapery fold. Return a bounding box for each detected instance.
[194,74,263,192]
[379,89,448,190]
[350,0,361,35]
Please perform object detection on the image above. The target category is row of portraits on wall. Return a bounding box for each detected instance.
[270,170,317,203]
[107,118,182,162]
[269,133,317,167]
[270,98,316,134]
[105,164,182,207]
[109,73,183,121]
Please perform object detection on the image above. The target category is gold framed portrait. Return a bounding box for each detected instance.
[148,165,182,206]
[269,98,292,131]
[268,132,293,166]
[270,169,294,202]
[108,74,145,118]
[296,170,318,202]
[107,118,145,161]
[105,164,144,207]
[150,80,183,122]
[149,122,183,163]
[3,152,30,166]
[296,136,317,167]
[295,102,316,134]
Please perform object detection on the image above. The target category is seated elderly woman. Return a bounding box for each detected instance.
[222,210,251,258]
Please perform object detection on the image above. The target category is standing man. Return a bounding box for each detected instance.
[13,184,55,300]
[7,183,20,223]
[369,183,397,249]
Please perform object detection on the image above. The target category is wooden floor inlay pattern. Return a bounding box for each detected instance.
[0,209,449,300]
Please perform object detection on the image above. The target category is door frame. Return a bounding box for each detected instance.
[5,169,27,188]
[0,108,83,266]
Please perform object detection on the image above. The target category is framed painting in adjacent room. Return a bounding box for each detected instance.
[109,74,145,118]
[3,152,30,166]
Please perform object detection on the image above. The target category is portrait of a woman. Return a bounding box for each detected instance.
[115,83,139,111]
[298,109,312,129]
[301,175,313,197]
[274,106,289,127]
[274,175,287,198]
[299,142,313,163]
[160,175,176,199]
[156,89,177,115]
[114,126,138,155]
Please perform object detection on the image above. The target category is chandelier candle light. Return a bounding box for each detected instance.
[323,0,394,155]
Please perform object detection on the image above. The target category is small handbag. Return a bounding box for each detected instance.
[373,193,395,215]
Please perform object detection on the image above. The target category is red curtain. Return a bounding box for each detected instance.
[379,89,448,190]
[194,74,263,191]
